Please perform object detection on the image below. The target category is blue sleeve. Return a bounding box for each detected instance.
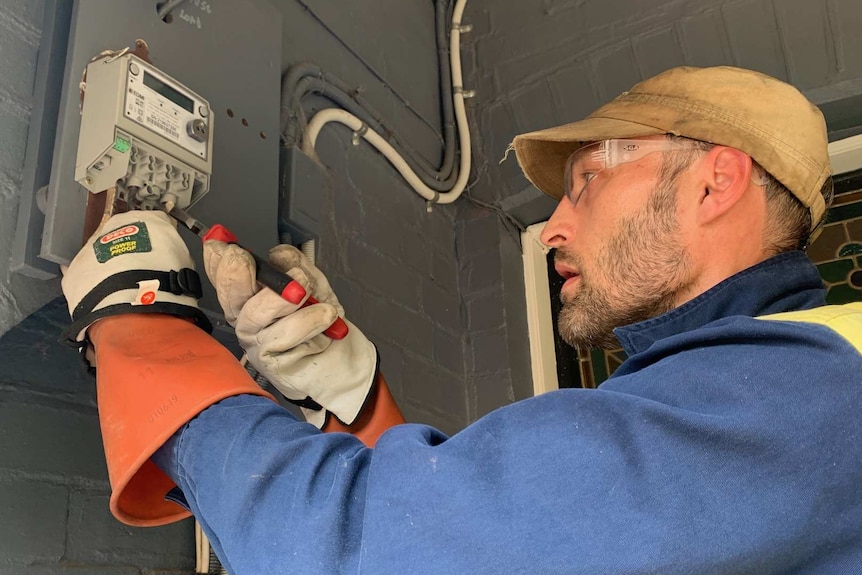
[152,328,862,575]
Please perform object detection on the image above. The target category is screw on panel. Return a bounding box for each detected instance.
[188,119,208,142]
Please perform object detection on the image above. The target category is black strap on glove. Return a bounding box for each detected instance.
[62,268,212,345]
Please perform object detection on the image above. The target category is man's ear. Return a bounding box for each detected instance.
[696,146,755,225]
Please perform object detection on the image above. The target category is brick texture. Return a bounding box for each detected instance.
[0,397,105,481]
[3,0,862,570]
[0,0,59,338]
[0,478,67,565]
[66,494,193,570]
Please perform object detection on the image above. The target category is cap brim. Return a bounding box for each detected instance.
[512,117,666,200]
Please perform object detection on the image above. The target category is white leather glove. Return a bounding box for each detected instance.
[62,210,210,344]
[203,241,377,428]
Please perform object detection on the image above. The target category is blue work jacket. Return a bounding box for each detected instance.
[155,251,862,574]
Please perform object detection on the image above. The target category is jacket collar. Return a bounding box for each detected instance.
[613,251,827,357]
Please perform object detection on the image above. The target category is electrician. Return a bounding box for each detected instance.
[62,66,862,574]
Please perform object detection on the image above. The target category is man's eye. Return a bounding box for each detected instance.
[580,172,597,186]
[565,172,598,206]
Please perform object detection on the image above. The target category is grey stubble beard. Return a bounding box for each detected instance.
[555,181,693,350]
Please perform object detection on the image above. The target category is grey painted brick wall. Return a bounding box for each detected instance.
[0,0,193,571]
[275,0,476,434]
[0,300,194,574]
[6,0,862,570]
[312,126,468,434]
[0,0,61,337]
[458,0,862,427]
[1,0,482,568]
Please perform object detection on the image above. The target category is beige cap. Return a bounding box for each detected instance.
[512,66,831,230]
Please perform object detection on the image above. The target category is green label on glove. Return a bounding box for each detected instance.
[93,221,152,263]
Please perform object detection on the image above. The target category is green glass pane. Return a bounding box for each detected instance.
[607,355,624,377]
[807,223,848,264]
[839,243,862,257]
[817,259,855,283]
[825,283,862,305]
[828,202,862,224]
[590,348,609,385]
[606,349,628,377]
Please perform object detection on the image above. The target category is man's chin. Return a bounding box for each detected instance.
[562,331,622,351]
[557,308,621,350]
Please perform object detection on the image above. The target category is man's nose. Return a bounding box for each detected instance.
[540,199,576,248]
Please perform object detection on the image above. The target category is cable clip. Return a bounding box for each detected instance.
[452,22,473,33]
[352,123,369,146]
[426,191,440,212]
[454,86,476,99]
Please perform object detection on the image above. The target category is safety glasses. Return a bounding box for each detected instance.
[563,139,691,206]
[563,139,769,207]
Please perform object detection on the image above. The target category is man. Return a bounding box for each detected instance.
[62,66,862,574]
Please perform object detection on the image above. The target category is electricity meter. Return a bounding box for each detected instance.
[75,53,213,209]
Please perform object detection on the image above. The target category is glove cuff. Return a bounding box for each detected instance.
[309,340,380,427]
[62,268,211,344]
[251,346,380,429]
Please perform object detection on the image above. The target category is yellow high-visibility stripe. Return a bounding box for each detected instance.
[758,302,862,354]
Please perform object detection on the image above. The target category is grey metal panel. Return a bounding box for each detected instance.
[11,0,74,279]
[40,0,281,313]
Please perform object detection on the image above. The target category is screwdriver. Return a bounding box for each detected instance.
[164,204,349,340]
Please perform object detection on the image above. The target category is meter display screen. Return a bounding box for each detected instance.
[143,71,194,113]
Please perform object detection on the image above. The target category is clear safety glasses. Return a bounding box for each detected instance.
[563,139,691,206]
[563,139,770,206]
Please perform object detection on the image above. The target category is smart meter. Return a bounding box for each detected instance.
[75,53,212,209]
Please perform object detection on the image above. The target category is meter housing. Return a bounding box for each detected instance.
[75,53,213,209]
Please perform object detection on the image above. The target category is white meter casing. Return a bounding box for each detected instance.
[75,54,213,209]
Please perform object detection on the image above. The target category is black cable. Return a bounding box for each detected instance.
[156,0,187,19]
[291,0,443,139]
[280,0,460,192]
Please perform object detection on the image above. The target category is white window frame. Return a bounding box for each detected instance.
[521,221,559,396]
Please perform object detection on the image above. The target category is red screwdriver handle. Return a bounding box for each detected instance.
[202,224,239,244]
[202,224,348,339]
[305,296,350,340]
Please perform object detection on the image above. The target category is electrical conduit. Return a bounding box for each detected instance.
[301,0,471,206]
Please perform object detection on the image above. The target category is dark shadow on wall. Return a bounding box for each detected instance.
[0,297,195,573]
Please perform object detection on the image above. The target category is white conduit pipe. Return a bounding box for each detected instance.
[302,0,472,206]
